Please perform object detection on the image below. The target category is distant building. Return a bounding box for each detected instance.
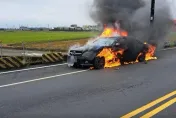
[70,24,77,28]
[19,26,30,31]
[82,25,99,31]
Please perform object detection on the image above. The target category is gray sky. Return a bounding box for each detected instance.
[0,0,175,28]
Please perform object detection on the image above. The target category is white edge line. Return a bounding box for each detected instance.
[0,63,67,75]
[0,70,88,88]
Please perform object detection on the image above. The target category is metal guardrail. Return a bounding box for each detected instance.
[0,56,24,69]
[42,52,64,63]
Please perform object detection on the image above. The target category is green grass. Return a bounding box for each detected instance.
[1,30,175,45]
[169,32,176,42]
[0,31,99,44]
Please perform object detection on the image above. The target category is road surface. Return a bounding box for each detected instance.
[0,48,176,118]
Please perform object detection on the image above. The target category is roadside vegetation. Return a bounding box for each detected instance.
[1,30,175,52]
[169,32,176,42]
[0,31,99,44]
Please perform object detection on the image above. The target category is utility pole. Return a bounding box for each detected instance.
[150,0,155,25]
[149,0,157,48]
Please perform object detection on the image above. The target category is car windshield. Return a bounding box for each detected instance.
[88,37,117,47]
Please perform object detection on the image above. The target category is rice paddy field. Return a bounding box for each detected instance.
[0,31,99,44]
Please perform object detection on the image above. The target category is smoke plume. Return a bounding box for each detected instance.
[90,0,173,48]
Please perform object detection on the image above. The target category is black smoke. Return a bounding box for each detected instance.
[90,0,173,48]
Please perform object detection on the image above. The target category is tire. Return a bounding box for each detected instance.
[73,63,81,68]
[93,57,105,69]
[117,53,122,59]
[120,60,125,65]
[117,53,124,65]
[138,54,145,62]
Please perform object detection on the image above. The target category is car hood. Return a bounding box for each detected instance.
[70,44,104,52]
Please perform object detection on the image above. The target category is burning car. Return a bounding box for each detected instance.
[67,23,157,69]
[67,34,156,69]
[67,36,122,69]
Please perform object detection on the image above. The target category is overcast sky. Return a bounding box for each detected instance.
[0,0,175,28]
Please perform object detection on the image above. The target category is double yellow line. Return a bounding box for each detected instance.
[121,91,176,118]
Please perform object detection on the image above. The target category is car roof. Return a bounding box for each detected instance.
[99,36,123,39]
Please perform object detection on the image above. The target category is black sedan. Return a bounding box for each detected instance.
[67,36,149,69]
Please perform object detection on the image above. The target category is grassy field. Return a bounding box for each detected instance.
[0,31,99,44]
[1,30,175,52]
[169,32,176,41]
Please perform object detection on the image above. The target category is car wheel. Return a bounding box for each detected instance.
[93,57,105,69]
[138,54,145,62]
[73,63,81,68]
[116,53,124,65]
[117,53,122,59]
[120,60,125,65]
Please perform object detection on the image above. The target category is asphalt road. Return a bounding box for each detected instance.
[0,48,176,118]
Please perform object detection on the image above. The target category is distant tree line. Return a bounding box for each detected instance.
[50,27,99,32]
[0,28,5,31]
[0,24,102,32]
[50,24,100,32]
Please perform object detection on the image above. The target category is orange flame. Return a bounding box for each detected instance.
[97,48,124,68]
[136,44,157,63]
[95,27,157,68]
[145,44,157,61]
[100,27,128,37]
[97,45,157,68]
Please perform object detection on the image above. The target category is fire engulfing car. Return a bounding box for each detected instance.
[67,36,156,69]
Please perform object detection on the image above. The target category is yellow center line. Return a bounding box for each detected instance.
[140,97,176,118]
[121,91,176,118]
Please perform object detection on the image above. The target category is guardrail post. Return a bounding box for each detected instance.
[22,42,26,64]
[48,40,51,53]
[0,41,2,58]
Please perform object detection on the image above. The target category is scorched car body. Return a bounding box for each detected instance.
[67,36,149,69]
